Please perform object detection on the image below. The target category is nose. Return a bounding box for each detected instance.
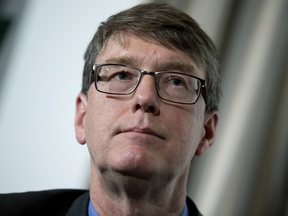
[131,74,160,115]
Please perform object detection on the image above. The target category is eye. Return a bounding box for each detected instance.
[171,78,183,86]
[114,72,130,80]
[168,76,187,87]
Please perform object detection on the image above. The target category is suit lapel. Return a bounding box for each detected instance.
[66,191,90,216]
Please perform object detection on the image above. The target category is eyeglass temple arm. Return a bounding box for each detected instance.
[201,84,207,104]
[90,70,95,86]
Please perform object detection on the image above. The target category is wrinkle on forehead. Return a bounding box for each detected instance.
[99,32,172,59]
[119,33,164,68]
[96,32,205,78]
[118,32,164,49]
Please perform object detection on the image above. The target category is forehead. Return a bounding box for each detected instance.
[95,33,205,79]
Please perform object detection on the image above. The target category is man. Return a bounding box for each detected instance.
[0,3,221,216]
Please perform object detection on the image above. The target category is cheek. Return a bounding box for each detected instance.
[84,91,130,162]
[84,95,113,159]
[165,108,204,160]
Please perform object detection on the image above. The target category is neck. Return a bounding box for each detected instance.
[89,161,189,216]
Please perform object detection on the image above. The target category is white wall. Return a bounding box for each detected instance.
[0,0,148,193]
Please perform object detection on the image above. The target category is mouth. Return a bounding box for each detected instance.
[119,127,164,140]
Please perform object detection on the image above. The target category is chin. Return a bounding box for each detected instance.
[107,145,160,179]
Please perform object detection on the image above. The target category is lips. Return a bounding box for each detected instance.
[119,127,164,139]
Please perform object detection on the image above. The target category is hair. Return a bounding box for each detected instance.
[81,3,221,111]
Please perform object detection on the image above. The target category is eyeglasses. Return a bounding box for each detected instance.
[90,64,206,105]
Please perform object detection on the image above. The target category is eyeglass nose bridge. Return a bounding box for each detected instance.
[139,70,157,77]
[133,70,159,92]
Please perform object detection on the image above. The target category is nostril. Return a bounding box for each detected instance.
[136,104,141,110]
[136,104,155,113]
[148,106,154,113]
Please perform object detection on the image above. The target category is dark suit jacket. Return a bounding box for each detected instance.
[0,189,203,216]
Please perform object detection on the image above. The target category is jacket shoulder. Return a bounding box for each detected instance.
[0,189,88,216]
[186,196,203,216]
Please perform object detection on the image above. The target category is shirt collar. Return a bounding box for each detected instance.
[88,200,189,216]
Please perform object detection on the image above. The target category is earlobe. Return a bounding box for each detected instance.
[75,93,88,145]
[195,110,219,156]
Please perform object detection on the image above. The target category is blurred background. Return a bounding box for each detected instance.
[0,0,287,215]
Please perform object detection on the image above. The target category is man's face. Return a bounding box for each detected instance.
[76,33,217,182]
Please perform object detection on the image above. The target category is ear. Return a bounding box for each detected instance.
[195,110,219,156]
[75,93,88,145]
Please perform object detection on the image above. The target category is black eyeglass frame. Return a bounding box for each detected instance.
[90,64,206,105]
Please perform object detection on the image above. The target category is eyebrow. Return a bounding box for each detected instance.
[104,57,195,74]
